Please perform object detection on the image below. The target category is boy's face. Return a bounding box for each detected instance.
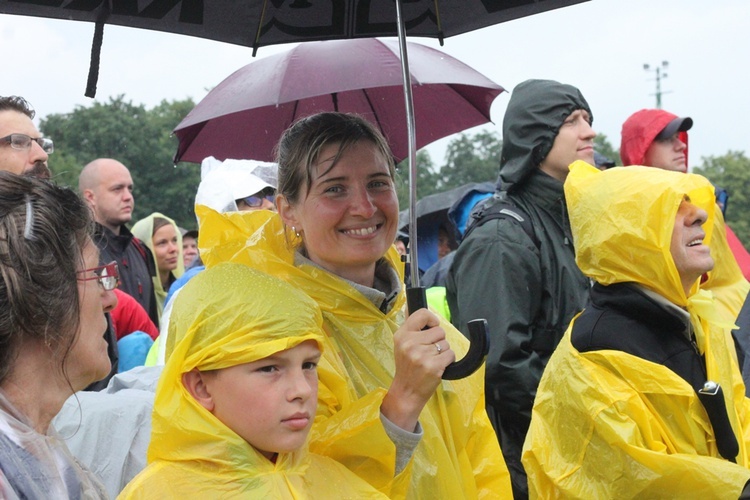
[201,340,321,460]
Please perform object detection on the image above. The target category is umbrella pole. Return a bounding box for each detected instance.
[394,0,420,291]
[395,1,488,381]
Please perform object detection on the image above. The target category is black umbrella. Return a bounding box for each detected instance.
[399,181,494,273]
[0,2,588,62]
[0,0,589,378]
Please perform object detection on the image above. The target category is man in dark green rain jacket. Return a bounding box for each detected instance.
[446,79,594,499]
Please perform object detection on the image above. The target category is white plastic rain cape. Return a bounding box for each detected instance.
[0,390,107,499]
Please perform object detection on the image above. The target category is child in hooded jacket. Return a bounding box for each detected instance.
[118,263,387,499]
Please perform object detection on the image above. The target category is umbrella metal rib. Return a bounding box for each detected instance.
[394,0,421,291]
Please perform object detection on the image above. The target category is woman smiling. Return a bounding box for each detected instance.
[196,113,510,498]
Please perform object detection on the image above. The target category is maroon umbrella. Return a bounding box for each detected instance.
[173,38,504,164]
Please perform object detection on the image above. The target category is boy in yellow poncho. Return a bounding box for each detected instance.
[522,161,750,498]
[118,263,386,499]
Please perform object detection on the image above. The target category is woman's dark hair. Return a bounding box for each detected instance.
[275,112,396,205]
[0,172,94,384]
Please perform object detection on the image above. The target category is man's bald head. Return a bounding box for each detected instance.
[79,158,135,234]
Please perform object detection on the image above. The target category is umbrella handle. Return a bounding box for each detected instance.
[406,287,489,380]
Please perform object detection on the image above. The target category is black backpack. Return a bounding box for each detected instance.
[462,196,540,248]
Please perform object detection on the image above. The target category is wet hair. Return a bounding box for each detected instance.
[0,96,35,119]
[275,112,396,205]
[0,171,94,384]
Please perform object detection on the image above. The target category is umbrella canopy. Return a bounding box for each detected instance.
[173,38,504,163]
[399,181,494,272]
[0,1,588,53]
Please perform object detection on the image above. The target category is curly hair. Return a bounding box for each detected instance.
[275,112,396,205]
[0,96,35,119]
[0,172,94,384]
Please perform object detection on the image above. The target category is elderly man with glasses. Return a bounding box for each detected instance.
[0,96,53,179]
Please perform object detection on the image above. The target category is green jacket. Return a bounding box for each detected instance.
[446,79,592,494]
[446,170,589,436]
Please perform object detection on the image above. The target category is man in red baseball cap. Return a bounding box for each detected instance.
[621,108,750,388]
[620,109,693,172]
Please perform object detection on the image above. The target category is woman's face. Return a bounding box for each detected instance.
[153,223,179,273]
[68,241,117,390]
[280,140,398,286]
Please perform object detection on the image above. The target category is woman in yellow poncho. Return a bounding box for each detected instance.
[118,263,387,498]
[196,112,510,498]
[131,212,184,318]
[522,161,750,498]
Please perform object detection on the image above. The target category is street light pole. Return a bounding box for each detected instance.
[643,61,670,109]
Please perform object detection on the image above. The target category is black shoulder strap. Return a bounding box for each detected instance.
[131,237,157,277]
[462,198,539,248]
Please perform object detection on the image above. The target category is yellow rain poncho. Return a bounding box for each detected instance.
[131,212,184,317]
[522,162,750,498]
[195,206,511,499]
[118,263,386,499]
[704,209,750,323]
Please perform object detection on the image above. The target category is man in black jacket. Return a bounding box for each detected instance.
[446,79,594,498]
[79,158,159,327]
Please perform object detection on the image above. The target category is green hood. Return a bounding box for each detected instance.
[499,79,592,192]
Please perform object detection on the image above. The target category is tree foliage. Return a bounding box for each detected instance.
[394,149,440,210]
[438,130,502,188]
[594,133,620,166]
[40,96,200,229]
[394,130,502,211]
[693,151,750,246]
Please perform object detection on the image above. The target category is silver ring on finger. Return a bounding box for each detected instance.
[434,342,442,354]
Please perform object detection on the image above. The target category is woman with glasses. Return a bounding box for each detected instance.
[132,213,184,320]
[0,171,118,498]
[236,186,276,211]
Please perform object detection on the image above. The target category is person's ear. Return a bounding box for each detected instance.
[182,369,215,412]
[276,194,300,229]
[81,188,95,206]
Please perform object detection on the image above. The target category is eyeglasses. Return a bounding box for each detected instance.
[0,134,54,154]
[239,188,276,208]
[77,261,120,291]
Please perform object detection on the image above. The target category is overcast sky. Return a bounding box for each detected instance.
[1,0,747,170]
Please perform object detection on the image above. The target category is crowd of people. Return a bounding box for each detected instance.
[1,79,750,499]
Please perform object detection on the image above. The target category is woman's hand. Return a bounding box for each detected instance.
[380,309,456,432]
